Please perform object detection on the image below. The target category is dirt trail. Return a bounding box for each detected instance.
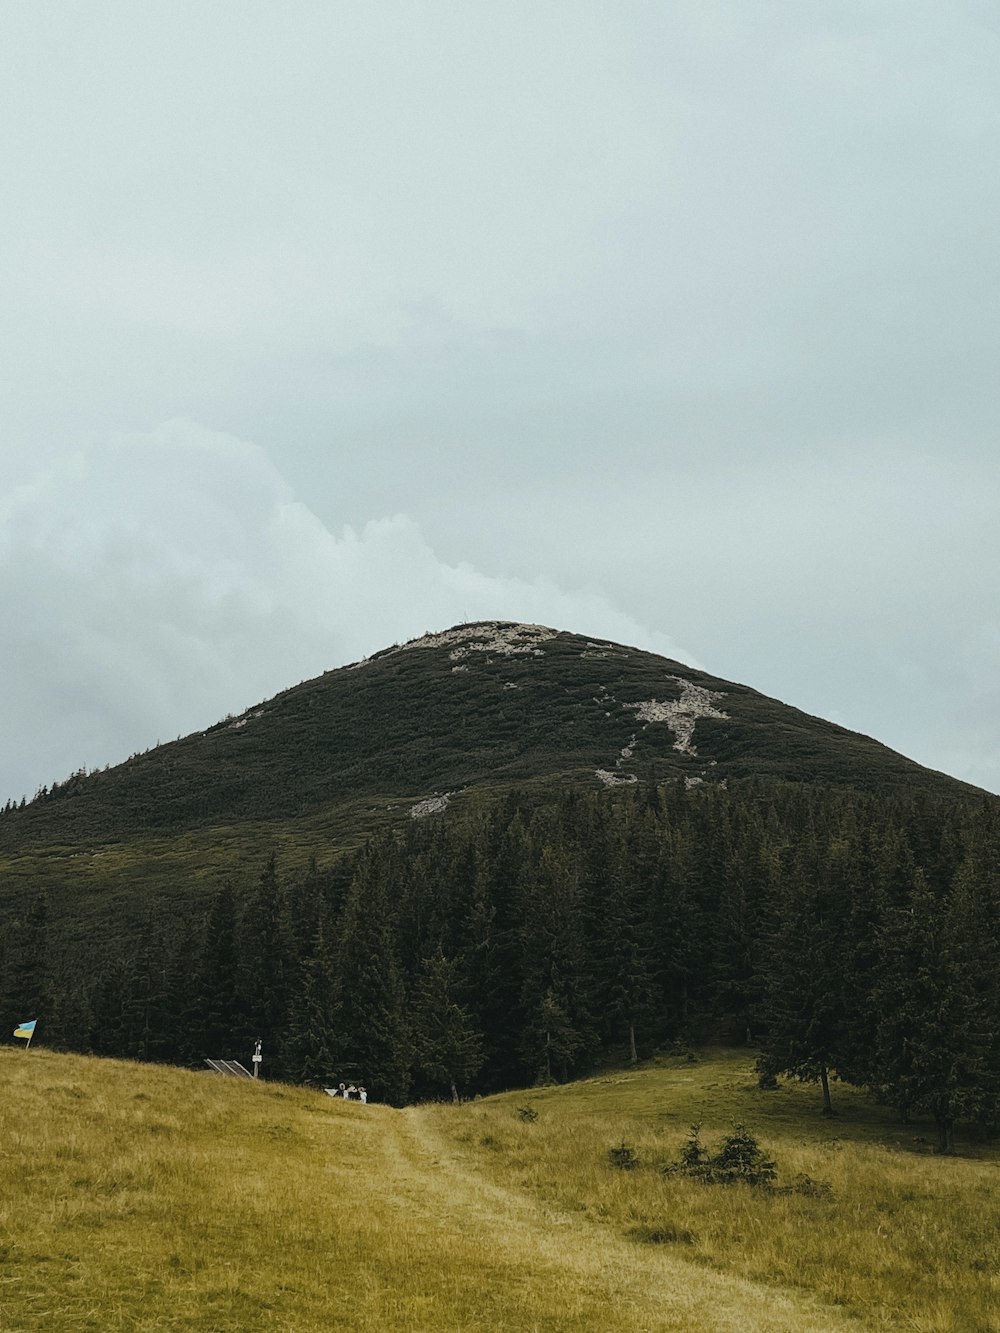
[373,1107,871,1333]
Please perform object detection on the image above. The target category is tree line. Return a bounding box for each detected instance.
[3,777,998,1150]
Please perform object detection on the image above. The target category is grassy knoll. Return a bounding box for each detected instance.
[1,1048,996,1331]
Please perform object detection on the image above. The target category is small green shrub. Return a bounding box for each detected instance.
[608,1142,639,1170]
[680,1123,708,1170]
[711,1124,776,1187]
[665,1123,776,1188]
[516,1105,539,1123]
[755,1054,779,1090]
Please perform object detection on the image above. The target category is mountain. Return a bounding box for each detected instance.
[3,623,998,1135]
[0,620,985,935]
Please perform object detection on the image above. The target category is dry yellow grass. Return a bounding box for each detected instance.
[431,1052,1000,1332]
[0,1046,995,1331]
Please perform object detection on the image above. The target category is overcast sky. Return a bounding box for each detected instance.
[2,1,999,803]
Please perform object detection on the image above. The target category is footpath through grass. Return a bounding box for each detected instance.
[0,1047,996,1331]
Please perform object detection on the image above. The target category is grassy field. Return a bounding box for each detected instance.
[0,1047,996,1331]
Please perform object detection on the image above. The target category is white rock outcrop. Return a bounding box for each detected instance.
[387,622,557,662]
[410,793,451,818]
[623,678,728,756]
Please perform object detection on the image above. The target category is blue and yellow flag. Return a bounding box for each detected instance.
[14,1020,36,1040]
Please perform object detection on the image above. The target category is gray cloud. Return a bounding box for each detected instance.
[0,423,693,803]
[1,3,998,796]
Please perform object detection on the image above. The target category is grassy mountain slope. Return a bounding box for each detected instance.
[0,621,984,933]
[2,1045,995,1331]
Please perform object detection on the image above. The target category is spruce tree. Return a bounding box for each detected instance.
[595,840,656,1063]
[334,848,411,1104]
[194,883,243,1061]
[284,908,339,1085]
[461,810,529,1089]
[2,893,56,1041]
[238,856,296,1076]
[410,950,485,1101]
[754,834,853,1113]
[517,832,595,1083]
[875,865,1000,1151]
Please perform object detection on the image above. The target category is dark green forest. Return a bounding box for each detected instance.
[4,776,998,1153]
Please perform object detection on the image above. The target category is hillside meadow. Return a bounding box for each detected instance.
[0,1046,996,1331]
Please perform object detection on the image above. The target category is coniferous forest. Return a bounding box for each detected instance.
[4,776,998,1153]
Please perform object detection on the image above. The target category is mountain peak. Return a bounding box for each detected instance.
[372,620,560,663]
[0,621,988,940]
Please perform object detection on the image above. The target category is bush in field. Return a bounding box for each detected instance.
[607,1141,639,1170]
[666,1123,776,1188]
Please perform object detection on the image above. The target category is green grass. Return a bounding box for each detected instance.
[436,1050,1000,1331]
[1,1045,996,1331]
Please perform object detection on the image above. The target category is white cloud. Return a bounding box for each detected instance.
[0,421,693,803]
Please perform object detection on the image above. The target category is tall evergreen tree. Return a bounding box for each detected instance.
[754,834,856,1113]
[284,907,339,1085]
[238,856,296,1076]
[410,950,485,1101]
[517,833,596,1083]
[334,848,411,1104]
[461,808,529,1089]
[874,866,1000,1151]
[2,893,56,1041]
[194,883,243,1060]
[594,836,656,1062]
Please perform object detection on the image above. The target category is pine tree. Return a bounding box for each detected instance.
[651,819,703,1034]
[2,893,56,1041]
[194,883,243,1060]
[754,834,855,1113]
[517,830,595,1084]
[410,950,485,1101]
[460,809,529,1090]
[333,848,411,1104]
[238,856,296,1076]
[875,865,1000,1152]
[284,908,339,1085]
[594,835,656,1063]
